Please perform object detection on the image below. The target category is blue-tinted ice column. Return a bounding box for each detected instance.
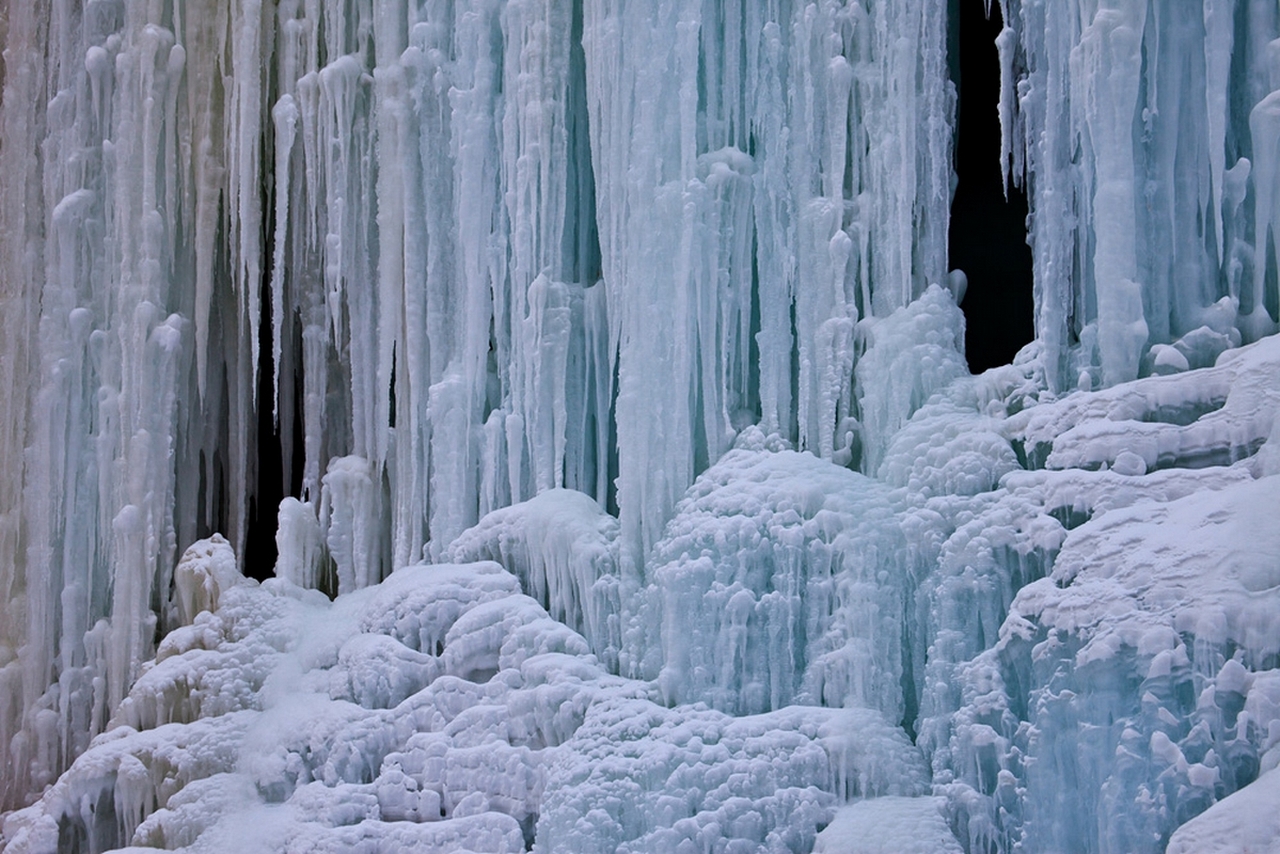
[999,0,1280,391]
[0,0,259,809]
[583,0,954,570]
[583,0,747,573]
[267,1,614,571]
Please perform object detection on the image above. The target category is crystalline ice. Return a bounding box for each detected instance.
[1,563,922,854]
[626,429,908,721]
[997,0,1280,390]
[3,1,1280,852]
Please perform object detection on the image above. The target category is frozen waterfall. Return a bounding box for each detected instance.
[1,1,1279,853]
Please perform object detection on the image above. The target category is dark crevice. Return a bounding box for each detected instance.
[245,311,284,581]
[900,611,919,741]
[244,176,289,582]
[389,341,398,429]
[1139,396,1227,426]
[1048,505,1091,531]
[948,0,1035,373]
[746,234,762,426]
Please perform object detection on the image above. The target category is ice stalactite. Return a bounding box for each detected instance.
[997,0,1280,392]
[0,0,253,810]
[261,0,956,594]
[0,0,955,810]
[583,0,954,571]
[0,0,49,814]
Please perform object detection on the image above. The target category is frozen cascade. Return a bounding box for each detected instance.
[627,428,909,720]
[995,0,1280,392]
[3,1,1280,853]
[0,0,954,813]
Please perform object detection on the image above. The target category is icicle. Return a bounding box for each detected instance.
[275,498,326,591]
[1249,46,1280,340]
[271,94,299,423]
[319,455,387,594]
[1204,0,1237,262]
[1002,0,1280,386]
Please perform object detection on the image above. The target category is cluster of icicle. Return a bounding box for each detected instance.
[3,0,1280,819]
[0,0,952,809]
[995,0,1280,391]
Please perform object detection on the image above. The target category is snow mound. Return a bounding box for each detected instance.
[3,560,922,853]
[537,703,926,854]
[813,797,961,854]
[1166,766,1280,854]
[626,437,908,721]
[447,488,623,670]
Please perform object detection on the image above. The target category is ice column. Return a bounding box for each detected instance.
[0,0,255,808]
[584,0,953,568]
[266,1,609,568]
[998,0,1280,390]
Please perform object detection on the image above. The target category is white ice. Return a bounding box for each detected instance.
[3,1,1280,852]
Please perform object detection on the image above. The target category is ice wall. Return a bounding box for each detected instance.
[996,0,1280,391]
[911,335,1280,854]
[0,0,953,811]
[5,1,1280,849]
[0,0,261,811]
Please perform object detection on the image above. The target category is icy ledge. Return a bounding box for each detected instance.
[923,334,1280,854]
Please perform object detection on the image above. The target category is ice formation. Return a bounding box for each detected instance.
[1,1,1279,853]
[994,0,1280,389]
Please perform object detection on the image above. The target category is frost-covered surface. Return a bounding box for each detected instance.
[446,489,623,671]
[1166,766,1280,854]
[916,336,1280,854]
[996,0,1280,390]
[627,431,907,720]
[813,797,962,854]
[5,0,1280,852]
[1,562,924,854]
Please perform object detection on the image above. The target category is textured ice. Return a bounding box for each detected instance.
[446,488,623,672]
[2,562,923,854]
[7,330,1280,853]
[4,0,1280,852]
[0,0,958,807]
[920,337,1280,854]
[997,0,1280,390]
[171,536,248,628]
[813,797,962,854]
[627,429,907,720]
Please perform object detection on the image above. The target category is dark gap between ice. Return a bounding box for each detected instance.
[948,0,1035,373]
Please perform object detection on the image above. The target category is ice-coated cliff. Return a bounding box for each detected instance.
[1,1,1279,853]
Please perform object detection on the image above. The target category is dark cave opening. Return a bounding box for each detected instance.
[244,321,283,582]
[948,0,1035,373]
[243,262,305,583]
